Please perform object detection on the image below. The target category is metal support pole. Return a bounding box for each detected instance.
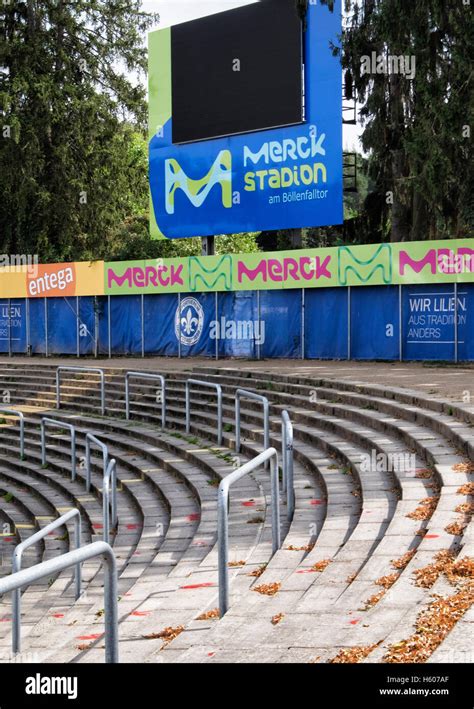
[44,297,49,358]
[141,294,145,358]
[76,295,80,358]
[103,458,117,544]
[215,292,219,361]
[256,290,261,361]
[347,286,351,361]
[301,289,305,360]
[26,298,31,356]
[2,542,118,662]
[177,293,182,359]
[218,448,280,616]
[281,410,295,521]
[107,295,112,359]
[8,298,12,357]
[454,282,458,364]
[94,297,99,359]
[85,433,109,493]
[399,284,403,362]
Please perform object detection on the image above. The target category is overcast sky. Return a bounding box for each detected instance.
[142,0,362,152]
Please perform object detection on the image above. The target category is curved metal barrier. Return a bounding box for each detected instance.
[185,379,223,445]
[0,409,24,459]
[56,366,105,415]
[41,417,77,481]
[125,371,166,428]
[1,541,118,663]
[218,447,280,616]
[11,509,82,654]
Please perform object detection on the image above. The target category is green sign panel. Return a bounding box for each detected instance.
[105,239,474,295]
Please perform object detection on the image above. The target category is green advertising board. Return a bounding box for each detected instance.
[105,239,474,296]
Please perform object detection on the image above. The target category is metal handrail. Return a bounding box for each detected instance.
[185,379,223,445]
[41,417,77,481]
[125,371,166,428]
[56,366,105,415]
[85,432,108,491]
[0,409,24,459]
[218,447,280,616]
[12,509,82,654]
[103,458,118,544]
[1,541,118,663]
[281,410,295,521]
[235,389,269,467]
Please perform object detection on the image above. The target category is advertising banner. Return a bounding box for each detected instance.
[148,1,343,238]
[105,239,474,296]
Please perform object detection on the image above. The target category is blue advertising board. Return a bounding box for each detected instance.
[148,1,343,238]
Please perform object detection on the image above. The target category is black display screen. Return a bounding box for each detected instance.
[171,0,304,144]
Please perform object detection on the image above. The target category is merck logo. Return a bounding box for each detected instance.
[165,150,232,215]
[338,244,392,285]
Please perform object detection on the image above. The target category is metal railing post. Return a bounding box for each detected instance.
[41,417,77,481]
[12,508,82,654]
[281,410,295,521]
[185,379,222,445]
[235,389,270,467]
[103,458,117,544]
[0,410,24,459]
[1,542,118,663]
[218,448,280,616]
[56,366,105,415]
[125,372,166,429]
[85,433,109,493]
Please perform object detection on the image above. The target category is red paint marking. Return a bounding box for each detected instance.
[296,569,316,574]
[425,534,439,539]
[124,593,133,597]
[0,618,11,623]
[349,619,360,625]
[3,537,13,542]
[133,552,141,556]
[131,611,150,617]
[207,652,215,657]
[52,613,64,619]
[126,523,141,530]
[180,583,215,590]
[192,541,207,547]
[310,499,323,506]
[186,514,200,522]
[242,501,255,507]
[77,633,102,640]
[92,523,103,530]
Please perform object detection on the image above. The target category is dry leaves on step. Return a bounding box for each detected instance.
[328,643,380,664]
[253,582,281,596]
[406,496,439,521]
[271,613,285,625]
[196,609,220,621]
[391,550,416,570]
[143,625,184,643]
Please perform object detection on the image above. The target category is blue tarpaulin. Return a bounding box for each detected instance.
[351,286,400,360]
[305,288,349,359]
[0,285,473,361]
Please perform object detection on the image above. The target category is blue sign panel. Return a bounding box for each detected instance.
[149,1,343,238]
